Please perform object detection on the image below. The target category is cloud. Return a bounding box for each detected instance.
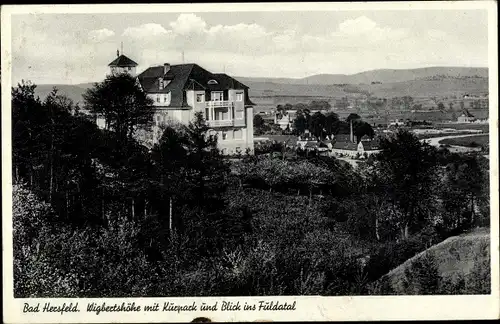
[333,16,407,44]
[11,12,488,84]
[338,16,377,35]
[123,23,170,38]
[88,28,115,41]
[169,13,207,35]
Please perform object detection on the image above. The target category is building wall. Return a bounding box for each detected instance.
[245,106,254,153]
[148,93,172,107]
[110,66,136,76]
[186,90,207,114]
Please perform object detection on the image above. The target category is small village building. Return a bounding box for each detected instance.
[330,121,381,158]
[274,110,297,130]
[457,109,476,123]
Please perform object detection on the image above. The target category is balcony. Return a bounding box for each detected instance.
[204,101,246,128]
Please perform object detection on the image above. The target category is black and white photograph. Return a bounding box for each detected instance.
[2,2,498,322]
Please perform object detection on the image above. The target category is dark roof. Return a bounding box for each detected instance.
[108,55,138,67]
[462,109,475,117]
[333,141,358,150]
[334,134,352,142]
[360,140,380,151]
[137,64,254,107]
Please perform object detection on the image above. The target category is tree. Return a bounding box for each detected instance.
[437,102,445,111]
[83,73,154,141]
[253,114,265,135]
[439,156,487,233]
[346,113,361,123]
[12,80,45,186]
[293,113,307,135]
[310,100,332,111]
[402,96,414,110]
[324,112,340,136]
[309,112,326,139]
[353,122,375,141]
[375,129,438,240]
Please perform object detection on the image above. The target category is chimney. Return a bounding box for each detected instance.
[350,119,354,143]
[163,63,170,75]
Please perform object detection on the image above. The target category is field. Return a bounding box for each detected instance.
[439,134,490,147]
[434,123,490,132]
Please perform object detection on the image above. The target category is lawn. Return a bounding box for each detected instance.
[439,134,489,147]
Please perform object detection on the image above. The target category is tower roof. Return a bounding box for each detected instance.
[108,55,138,67]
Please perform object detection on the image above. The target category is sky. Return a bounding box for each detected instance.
[10,9,489,85]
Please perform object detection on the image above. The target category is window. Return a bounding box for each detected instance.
[211,91,223,101]
[221,131,227,140]
[196,93,205,103]
[236,92,243,102]
[207,79,218,85]
[156,95,160,103]
[164,94,168,103]
[233,129,242,139]
[128,67,132,71]
[159,78,164,90]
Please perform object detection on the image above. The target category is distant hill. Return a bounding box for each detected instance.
[34,83,93,105]
[247,77,488,99]
[32,66,488,105]
[237,67,488,85]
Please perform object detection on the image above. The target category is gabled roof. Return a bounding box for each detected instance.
[108,55,138,67]
[137,63,255,107]
[360,140,380,151]
[462,109,475,117]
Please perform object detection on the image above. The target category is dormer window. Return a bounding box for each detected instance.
[159,78,164,90]
[207,79,218,85]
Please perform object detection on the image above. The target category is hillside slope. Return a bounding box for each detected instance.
[237,66,488,85]
[370,228,491,295]
[247,77,488,98]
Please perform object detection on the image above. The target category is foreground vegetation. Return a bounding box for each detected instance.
[12,77,490,297]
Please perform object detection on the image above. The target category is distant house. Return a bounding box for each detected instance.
[274,110,297,130]
[331,121,381,158]
[457,109,476,123]
[388,119,405,127]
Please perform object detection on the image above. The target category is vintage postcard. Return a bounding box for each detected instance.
[2,1,499,322]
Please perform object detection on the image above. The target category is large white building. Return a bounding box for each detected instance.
[100,52,255,155]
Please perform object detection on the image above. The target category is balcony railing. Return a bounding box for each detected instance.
[206,119,233,127]
[206,100,233,108]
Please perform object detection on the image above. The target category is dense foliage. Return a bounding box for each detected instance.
[12,80,490,297]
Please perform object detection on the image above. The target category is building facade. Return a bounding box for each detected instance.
[101,54,255,155]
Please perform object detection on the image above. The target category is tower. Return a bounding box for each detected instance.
[108,49,138,77]
[350,119,354,143]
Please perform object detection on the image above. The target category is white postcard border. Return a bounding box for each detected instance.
[2,1,499,322]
